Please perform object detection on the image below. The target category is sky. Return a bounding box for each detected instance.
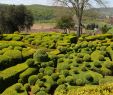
[0,0,113,7]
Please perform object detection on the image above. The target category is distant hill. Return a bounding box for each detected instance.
[26,4,72,23]
[26,4,113,23]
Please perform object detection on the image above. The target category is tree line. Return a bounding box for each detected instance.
[0,4,34,34]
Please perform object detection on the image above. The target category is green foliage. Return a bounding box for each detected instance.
[34,49,49,62]
[0,63,28,91]
[0,5,34,34]
[76,58,83,64]
[94,61,102,68]
[24,83,30,91]
[83,54,91,62]
[3,50,22,64]
[31,85,40,94]
[36,91,49,95]
[26,58,35,67]
[44,67,54,76]
[98,55,105,61]
[28,75,38,85]
[76,79,85,86]
[101,25,111,34]
[57,16,74,30]
[19,68,37,83]
[15,84,22,92]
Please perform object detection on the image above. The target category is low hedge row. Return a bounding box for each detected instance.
[0,63,28,92]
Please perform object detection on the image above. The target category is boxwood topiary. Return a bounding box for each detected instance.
[99,55,105,61]
[94,61,102,68]
[76,58,83,64]
[37,73,44,79]
[15,83,22,92]
[76,79,85,86]
[101,68,112,76]
[51,73,59,81]
[85,74,94,83]
[57,78,66,85]
[35,80,44,87]
[61,70,69,77]
[24,83,30,91]
[31,85,40,94]
[33,49,49,62]
[36,91,49,95]
[66,76,75,85]
[44,67,54,76]
[28,75,38,85]
[26,58,35,67]
[83,54,91,62]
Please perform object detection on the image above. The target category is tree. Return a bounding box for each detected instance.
[0,4,34,34]
[56,16,74,33]
[55,0,106,37]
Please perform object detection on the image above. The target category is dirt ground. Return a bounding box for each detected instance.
[30,23,62,33]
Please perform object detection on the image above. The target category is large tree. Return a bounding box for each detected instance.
[0,4,34,34]
[55,0,106,37]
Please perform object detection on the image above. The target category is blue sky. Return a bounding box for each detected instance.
[0,0,113,7]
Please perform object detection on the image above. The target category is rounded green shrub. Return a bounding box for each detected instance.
[58,47,67,54]
[57,78,66,85]
[33,49,49,62]
[41,62,47,68]
[88,42,93,48]
[77,53,84,58]
[39,68,44,73]
[100,46,106,51]
[55,84,67,94]
[72,63,79,67]
[76,79,85,86]
[57,63,70,72]
[58,58,64,63]
[81,42,88,48]
[101,68,112,76]
[81,67,88,72]
[12,36,23,41]
[72,69,80,74]
[37,73,44,79]
[66,76,76,85]
[100,51,107,56]
[99,55,105,61]
[31,85,40,94]
[24,83,30,91]
[105,61,113,69]
[18,79,23,84]
[76,58,83,64]
[35,80,44,87]
[83,54,91,62]
[44,67,54,76]
[61,70,69,77]
[85,74,94,82]
[51,73,59,81]
[94,61,102,68]
[85,62,91,68]
[74,44,81,52]
[47,61,54,67]
[26,58,35,67]
[15,83,22,92]
[36,91,49,95]
[28,75,38,85]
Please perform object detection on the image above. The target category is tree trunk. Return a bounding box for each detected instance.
[77,18,81,37]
